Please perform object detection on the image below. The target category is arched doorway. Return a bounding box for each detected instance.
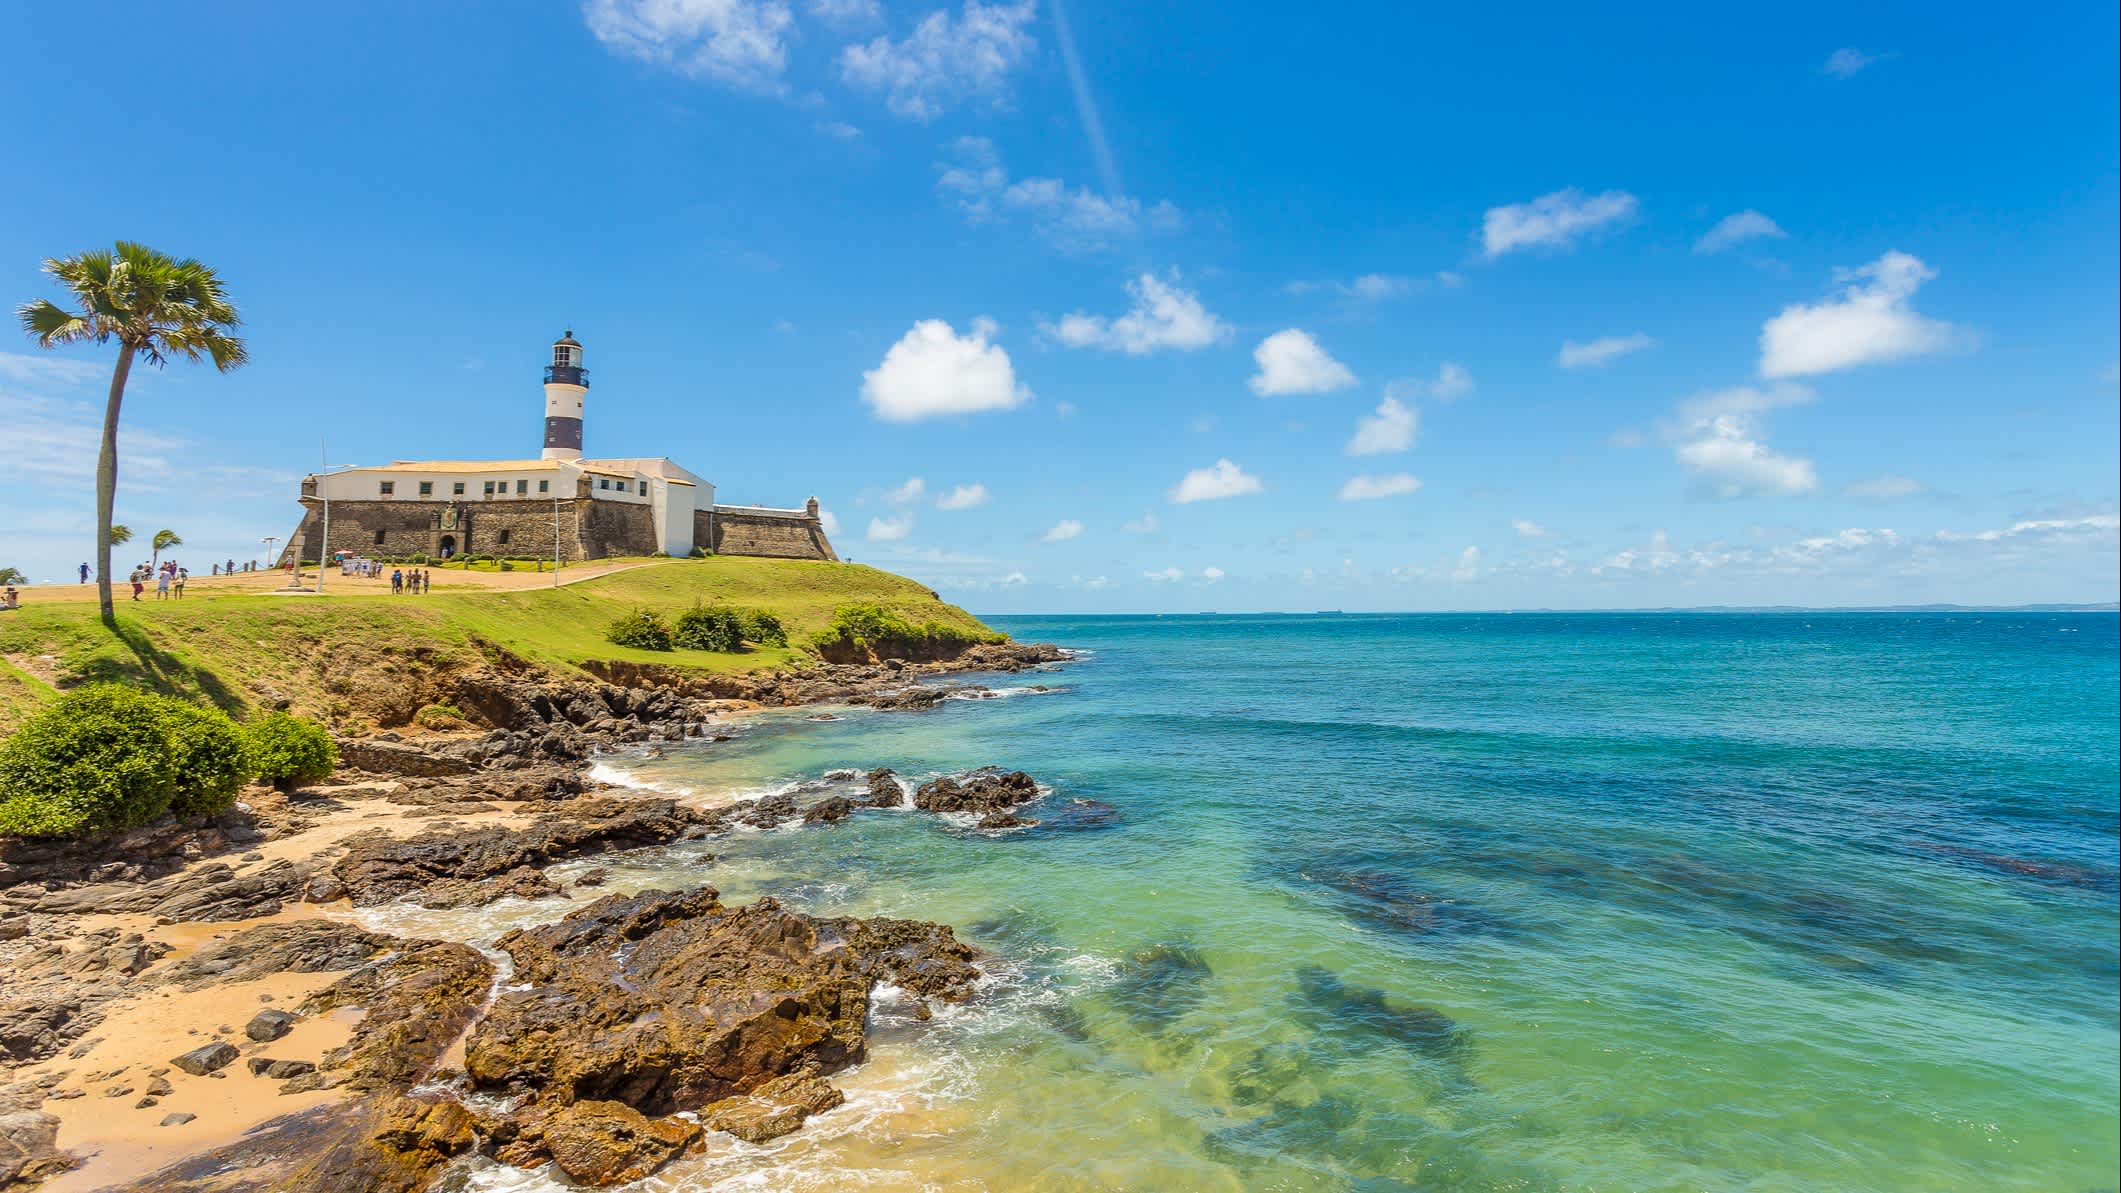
[438,536,457,558]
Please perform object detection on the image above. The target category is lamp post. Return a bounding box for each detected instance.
[552,497,562,588]
[261,536,280,584]
[315,462,358,593]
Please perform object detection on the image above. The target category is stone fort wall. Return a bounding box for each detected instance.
[701,508,839,561]
[280,499,836,563]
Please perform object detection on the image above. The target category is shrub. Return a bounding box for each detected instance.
[738,609,787,648]
[606,609,673,651]
[245,712,338,791]
[413,702,468,731]
[672,606,744,652]
[158,700,254,817]
[0,685,180,838]
[810,603,1001,660]
[498,560,515,572]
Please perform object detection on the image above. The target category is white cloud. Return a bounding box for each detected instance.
[1385,361,1473,403]
[1200,566,1225,582]
[1759,251,1961,378]
[1287,272,1441,300]
[866,513,915,541]
[0,352,102,386]
[1338,473,1423,501]
[1345,397,1417,456]
[1046,273,1230,355]
[936,482,988,510]
[1823,47,1887,78]
[807,0,879,26]
[937,137,1181,253]
[1482,188,1638,257]
[861,317,1030,421]
[1077,574,1109,589]
[1559,333,1655,369]
[1170,458,1264,503]
[1512,519,1551,538]
[1249,329,1356,396]
[885,476,927,505]
[817,507,841,535]
[582,0,795,92]
[1844,474,1925,500]
[815,120,863,139]
[1143,566,1184,582]
[1042,518,1083,542]
[1667,383,1819,498]
[1451,546,1483,583]
[1122,510,1160,533]
[1695,210,1787,254]
[839,0,1037,119]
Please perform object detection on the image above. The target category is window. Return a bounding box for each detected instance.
[418,481,433,497]
[516,479,528,495]
[373,529,386,546]
[599,478,609,490]
[452,482,465,496]
[483,481,496,497]
[617,480,629,493]
[498,529,512,546]
[379,481,395,497]
[538,480,549,494]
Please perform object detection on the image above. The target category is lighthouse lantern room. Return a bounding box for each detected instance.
[542,329,588,461]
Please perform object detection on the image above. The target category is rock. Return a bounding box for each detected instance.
[171,1042,239,1076]
[574,867,610,888]
[29,858,309,923]
[248,1057,317,1079]
[735,792,797,828]
[146,1075,173,1097]
[802,797,855,825]
[302,874,348,903]
[913,769,1040,815]
[163,921,396,989]
[159,1111,197,1126]
[0,1108,72,1186]
[332,799,705,906]
[699,1071,846,1143]
[411,865,560,910]
[303,941,493,1092]
[975,811,1036,830]
[246,1009,298,1042]
[864,686,949,710]
[334,739,477,778]
[0,997,85,1066]
[542,1100,698,1186]
[280,1094,477,1193]
[859,769,904,808]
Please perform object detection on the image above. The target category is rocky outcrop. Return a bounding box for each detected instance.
[331,799,706,907]
[332,740,475,779]
[161,921,396,989]
[301,941,494,1092]
[19,858,306,923]
[542,1100,699,1186]
[913,769,1040,815]
[0,1096,72,1187]
[0,808,265,891]
[698,1070,846,1143]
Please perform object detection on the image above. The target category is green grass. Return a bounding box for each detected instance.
[0,557,995,733]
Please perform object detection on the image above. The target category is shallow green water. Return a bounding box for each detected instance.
[423,612,2117,1192]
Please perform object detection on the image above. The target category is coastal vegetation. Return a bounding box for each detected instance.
[241,711,338,791]
[0,556,997,734]
[811,601,1005,662]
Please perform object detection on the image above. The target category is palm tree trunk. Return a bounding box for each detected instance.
[96,344,135,625]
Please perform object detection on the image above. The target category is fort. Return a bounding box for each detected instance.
[280,332,836,564]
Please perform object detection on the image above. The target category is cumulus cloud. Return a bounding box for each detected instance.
[1512,519,1551,538]
[807,0,879,26]
[936,482,989,510]
[1046,273,1230,354]
[861,317,1030,421]
[1759,251,1961,378]
[885,476,927,505]
[1170,459,1263,503]
[0,352,102,386]
[1249,330,1356,396]
[1385,362,1473,403]
[937,137,1182,253]
[1844,474,1925,500]
[1695,210,1787,254]
[1143,566,1183,582]
[1559,333,1655,369]
[866,513,915,541]
[582,0,796,92]
[1345,397,1417,456]
[1122,510,1160,533]
[817,507,841,535]
[1666,383,1819,498]
[1451,546,1484,583]
[1201,566,1225,582]
[1482,188,1638,257]
[1042,518,1083,542]
[838,0,1037,119]
[1822,47,1888,78]
[1338,473,1423,501]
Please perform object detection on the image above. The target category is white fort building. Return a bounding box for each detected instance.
[285,332,837,564]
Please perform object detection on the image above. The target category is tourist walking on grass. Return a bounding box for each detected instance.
[422,569,431,594]
[391,568,403,595]
[129,567,144,601]
[155,567,171,600]
[77,562,89,584]
[174,567,187,598]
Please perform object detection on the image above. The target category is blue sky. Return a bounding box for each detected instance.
[3,1,2115,610]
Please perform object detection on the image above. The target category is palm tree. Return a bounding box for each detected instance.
[151,528,183,571]
[0,567,26,585]
[108,524,134,548]
[18,244,246,625]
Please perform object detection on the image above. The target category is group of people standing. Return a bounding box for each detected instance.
[125,560,188,601]
[339,555,431,595]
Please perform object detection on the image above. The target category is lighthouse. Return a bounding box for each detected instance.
[542,330,588,461]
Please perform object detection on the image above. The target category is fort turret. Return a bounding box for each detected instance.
[542,329,587,461]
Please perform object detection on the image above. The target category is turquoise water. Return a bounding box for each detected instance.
[449,613,2119,1192]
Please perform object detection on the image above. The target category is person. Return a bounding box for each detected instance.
[155,567,172,600]
[391,568,403,595]
[1,585,20,610]
[130,567,145,601]
[77,562,89,584]
[421,569,431,595]
[174,567,188,598]
[226,559,235,575]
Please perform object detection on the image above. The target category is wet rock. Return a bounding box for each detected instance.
[301,874,348,903]
[246,1009,297,1042]
[574,867,610,888]
[171,1042,239,1076]
[864,686,950,710]
[802,797,855,825]
[858,769,905,808]
[303,941,493,1092]
[699,1071,846,1143]
[975,811,1036,830]
[735,792,798,829]
[332,798,704,906]
[411,865,561,910]
[288,1094,477,1193]
[543,1100,698,1186]
[913,769,1040,815]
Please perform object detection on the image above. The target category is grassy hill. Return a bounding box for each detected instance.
[0,557,996,734]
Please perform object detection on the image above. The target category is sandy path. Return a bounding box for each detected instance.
[14,559,645,603]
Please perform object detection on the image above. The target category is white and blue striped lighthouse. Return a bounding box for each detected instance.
[541,329,587,461]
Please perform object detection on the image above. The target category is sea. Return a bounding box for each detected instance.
[359,612,2120,1192]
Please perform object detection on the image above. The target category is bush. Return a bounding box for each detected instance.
[498,560,515,572]
[606,609,673,651]
[672,606,744,652]
[158,701,254,817]
[0,686,180,838]
[245,712,338,791]
[738,609,787,648]
[810,603,1001,660]
[413,702,468,731]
